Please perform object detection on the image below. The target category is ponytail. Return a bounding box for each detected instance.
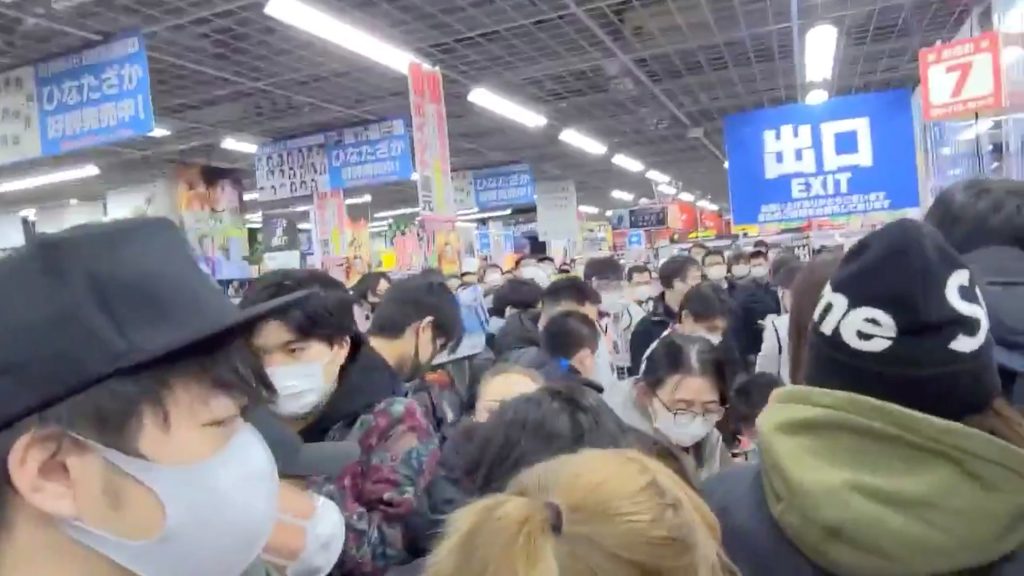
[425,495,560,576]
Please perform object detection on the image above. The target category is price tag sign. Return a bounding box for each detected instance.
[919,31,1004,121]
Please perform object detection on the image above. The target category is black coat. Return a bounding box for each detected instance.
[628,294,676,376]
[729,279,781,358]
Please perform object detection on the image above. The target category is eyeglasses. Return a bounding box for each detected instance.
[655,394,725,421]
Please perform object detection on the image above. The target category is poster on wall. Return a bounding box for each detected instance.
[724,89,919,227]
[409,62,454,216]
[326,118,414,189]
[255,133,328,202]
[534,180,576,242]
[0,33,154,166]
[177,165,251,280]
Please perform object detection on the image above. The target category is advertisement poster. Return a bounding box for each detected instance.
[421,215,461,275]
[724,89,919,227]
[393,226,421,273]
[327,118,414,189]
[313,188,345,257]
[535,180,577,241]
[919,31,1003,121]
[629,205,668,229]
[409,62,454,216]
[255,133,328,202]
[176,164,250,280]
[1,33,154,166]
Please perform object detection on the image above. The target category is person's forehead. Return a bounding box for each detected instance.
[705,255,725,264]
[666,375,720,402]
[252,319,305,349]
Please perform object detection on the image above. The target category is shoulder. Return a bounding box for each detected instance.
[350,397,438,447]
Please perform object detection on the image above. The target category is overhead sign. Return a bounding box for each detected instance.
[723,89,919,227]
[0,33,154,166]
[919,31,1003,121]
[327,118,414,189]
[255,133,328,202]
[534,180,574,241]
[409,62,454,216]
[475,230,492,255]
[629,205,667,229]
[471,163,535,211]
[627,229,644,249]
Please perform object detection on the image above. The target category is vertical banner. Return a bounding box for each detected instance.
[408,62,454,216]
[535,180,579,241]
[176,165,251,280]
[313,188,347,280]
[255,134,328,202]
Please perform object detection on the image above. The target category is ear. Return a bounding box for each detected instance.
[7,429,93,520]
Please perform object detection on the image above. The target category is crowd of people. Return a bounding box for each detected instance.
[0,178,1022,576]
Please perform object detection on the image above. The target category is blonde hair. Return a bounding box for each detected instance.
[425,449,738,576]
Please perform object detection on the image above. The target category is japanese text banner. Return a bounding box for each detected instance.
[327,118,414,189]
[723,89,919,227]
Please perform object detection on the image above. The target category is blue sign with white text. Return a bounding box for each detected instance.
[723,89,919,226]
[327,118,414,189]
[472,164,535,210]
[34,33,155,157]
[476,230,492,255]
[627,230,644,249]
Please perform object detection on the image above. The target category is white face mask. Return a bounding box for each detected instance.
[731,264,750,279]
[267,361,333,418]
[483,274,502,287]
[265,495,346,576]
[600,290,628,314]
[651,403,718,448]
[750,264,769,279]
[705,265,727,282]
[63,425,280,576]
[629,285,653,303]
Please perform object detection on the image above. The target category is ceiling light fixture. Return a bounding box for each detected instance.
[245,222,262,229]
[656,183,677,195]
[578,205,600,215]
[696,199,720,211]
[467,88,548,128]
[455,221,478,228]
[610,189,635,202]
[0,164,101,194]
[645,169,671,184]
[242,192,259,201]
[18,208,36,219]
[292,204,314,212]
[558,129,608,156]
[68,198,79,206]
[373,206,420,218]
[678,191,696,202]
[264,0,425,75]
[610,153,645,173]
[604,209,613,216]
[220,137,259,154]
[458,209,512,221]
[148,127,171,138]
[369,217,393,226]
[245,211,262,220]
[344,193,372,205]
[411,172,419,181]
[805,23,838,83]
[457,207,479,215]
[297,223,313,231]
[805,88,830,105]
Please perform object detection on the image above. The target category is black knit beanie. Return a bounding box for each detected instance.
[804,219,1000,421]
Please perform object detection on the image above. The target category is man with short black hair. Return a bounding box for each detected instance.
[677,282,732,344]
[702,250,729,289]
[730,249,785,362]
[629,255,702,374]
[690,242,710,263]
[0,218,300,576]
[541,310,602,388]
[585,257,644,381]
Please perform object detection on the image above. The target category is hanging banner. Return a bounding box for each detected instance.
[452,169,477,212]
[255,134,328,202]
[176,165,251,281]
[919,31,1004,121]
[1,33,154,166]
[534,180,576,241]
[262,214,300,254]
[408,62,454,216]
[470,164,535,210]
[313,188,345,257]
[326,118,414,189]
[626,229,645,249]
[629,205,668,229]
[724,89,919,227]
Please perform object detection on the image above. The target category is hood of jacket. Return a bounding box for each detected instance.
[493,310,541,357]
[759,386,1024,576]
[965,246,1024,371]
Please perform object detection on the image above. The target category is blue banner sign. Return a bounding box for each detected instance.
[724,89,919,226]
[327,118,414,189]
[0,33,154,165]
[471,163,535,210]
[476,230,492,255]
[627,229,644,249]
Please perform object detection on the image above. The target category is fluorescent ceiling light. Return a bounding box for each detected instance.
[558,128,608,155]
[148,127,171,138]
[610,153,644,173]
[805,23,838,83]
[696,199,719,211]
[297,223,313,231]
[678,192,696,202]
[656,183,677,195]
[578,205,600,215]
[455,221,477,228]
[956,118,995,140]
[610,189,635,201]
[18,208,36,219]
[458,209,512,221]
[0,164,101,194]
[411,172,419,181]
[645,170,671,184]
[467,88,548,128]
[345,193,372,205]
[243,192,259,201]
[723,161,729,169]
[245,222,262,229]
[292,204,314,212]
[370,217,393,225]
[457,207,479,215]
[220,137,259,154]
[264,0,424,74]
[637,198,651,205]
[805,88,830,105]
[245,211,262,220]
[604,209,613,216]
[373,206,420,218]
[69,198,79,206]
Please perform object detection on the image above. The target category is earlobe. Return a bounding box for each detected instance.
[7,430,83,520]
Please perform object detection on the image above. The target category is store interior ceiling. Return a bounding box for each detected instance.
[0,0,972,215]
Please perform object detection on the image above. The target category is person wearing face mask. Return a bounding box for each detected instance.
[0,219,299,576]
[629,255,703,376]
[480,264,504,292]
[536,255,558,278]
[728,250,751,283]
[486,278,543,343]
[614,334,733,481]
[702,250,730,291]
[539,310,604,392]
[626,264,656,311]
[730,249,793,364]
[585,257,644,385]
[352,272,392,333]
[754,260,803,384]
[689,242,710,265]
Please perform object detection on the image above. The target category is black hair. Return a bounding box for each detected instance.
[640,334,728,404]
[453,384,633,494]
[418,268,446,283]
[680,281,730,323]
[490,278,543,319]
[731,372,783,427]
[924,178,1024,254]
[351,272,391,303]
[482,264,503,276]
[541,277,600,310]
[541,310,599,361]
[240,269,356,346]
[582,256,624,282]
[368,277,463,349]
[536,256,556,265]
[0,333,270,526]
[657,255,700,289]
[626,265,652,283]
[770,253,801,285]
[773,260,804,290]
[752,239,771,251]
[702,250,726,266]
[514,255,538,269]
[748,249,768,261]
[728,251,750,266]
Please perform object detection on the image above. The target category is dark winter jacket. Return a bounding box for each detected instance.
[628,294,677,375]
[493,310,541,358]
[730,278,780,358]
[703,386,1024,576]
[964,246,1024,404]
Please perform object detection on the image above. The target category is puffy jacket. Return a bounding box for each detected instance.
[629,294,676,375]
[964,246,1024,404]
[703,386,1024,576]
[730,278,781,358]
[492,310,542,359]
